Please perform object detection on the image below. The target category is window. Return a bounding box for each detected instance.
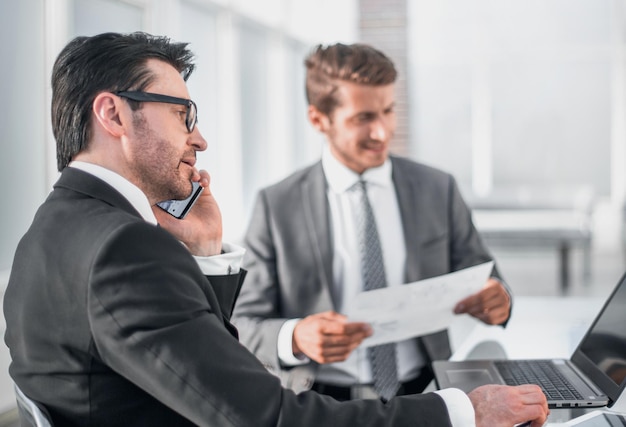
[238,21,270,219]
[409,0,619,203]
[0,0,47,273]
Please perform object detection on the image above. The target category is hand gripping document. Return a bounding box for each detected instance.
[346,262,494,348]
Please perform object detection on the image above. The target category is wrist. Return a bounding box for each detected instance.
[292,333,302,356]
[186,240,222,257]
[278,319,309,366]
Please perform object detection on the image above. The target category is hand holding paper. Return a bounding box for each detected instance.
[292,311,372,363]
[454,276,511,325]
[346,261,494,347]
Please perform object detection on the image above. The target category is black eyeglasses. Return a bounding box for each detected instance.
[115,91,198,133]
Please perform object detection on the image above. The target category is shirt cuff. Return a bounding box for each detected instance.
[277,318,310,366]
[434,388,475,427]
[193,242,246,275]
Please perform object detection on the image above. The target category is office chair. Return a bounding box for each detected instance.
[14,384,54,427]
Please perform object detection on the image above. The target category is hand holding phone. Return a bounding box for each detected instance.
[153,171,222,257]
[156,181,204,219]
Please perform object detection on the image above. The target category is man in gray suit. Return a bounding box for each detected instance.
[233,43,512,401]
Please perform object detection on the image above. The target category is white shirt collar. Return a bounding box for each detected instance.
[69,161,158,225]
[321,144,393,193]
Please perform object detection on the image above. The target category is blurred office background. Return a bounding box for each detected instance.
[1,0,626,421]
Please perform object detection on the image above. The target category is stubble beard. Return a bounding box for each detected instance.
[130,112,192,203]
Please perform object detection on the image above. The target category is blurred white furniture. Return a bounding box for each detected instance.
[469,188,594,294]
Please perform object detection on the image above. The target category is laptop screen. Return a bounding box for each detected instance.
[572,272,626,404]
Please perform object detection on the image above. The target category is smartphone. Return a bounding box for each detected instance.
[156,181,204,219]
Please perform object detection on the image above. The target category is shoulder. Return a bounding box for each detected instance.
[101,220,190,262]
[264,162,322,192]
[390,155,455,185]
[43,190,190,267]
[254,162,323,205]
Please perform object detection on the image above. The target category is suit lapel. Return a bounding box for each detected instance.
[392,158,453,361]
[391,157,423,283]
[301,163,336,308]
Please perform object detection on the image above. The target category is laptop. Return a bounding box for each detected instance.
[433,272,626,409]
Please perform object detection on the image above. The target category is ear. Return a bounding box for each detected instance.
[92,92,127,138]
[308,105,331,134]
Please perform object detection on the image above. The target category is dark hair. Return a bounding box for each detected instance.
[304,43,397,116]
[51,32,195,171]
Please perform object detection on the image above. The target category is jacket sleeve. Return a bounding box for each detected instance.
[208,271,246,321]
[446,175,512,325]
[87,221,454,427]
[230,191,293,378]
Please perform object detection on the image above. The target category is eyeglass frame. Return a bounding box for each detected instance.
[115,91,198,133]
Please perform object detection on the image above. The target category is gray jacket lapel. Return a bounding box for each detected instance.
[301,163,336,308]
[392,157,423,283]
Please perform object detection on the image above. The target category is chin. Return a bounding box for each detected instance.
[164,179,192,201]
[367,155,387,168]
[180,180,194,199]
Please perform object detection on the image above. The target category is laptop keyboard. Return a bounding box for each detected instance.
[494,360,584,401]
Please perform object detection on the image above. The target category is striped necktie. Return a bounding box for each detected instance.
[353,179,400,401]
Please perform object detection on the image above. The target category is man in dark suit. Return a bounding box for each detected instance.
[4,32,547,426]
[232,43,513,401]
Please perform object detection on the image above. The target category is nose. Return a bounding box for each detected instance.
[189,126,208,152]
[370,118,391,141]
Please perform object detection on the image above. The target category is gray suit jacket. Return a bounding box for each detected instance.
[233,156,505,392]
[4,167,453,426]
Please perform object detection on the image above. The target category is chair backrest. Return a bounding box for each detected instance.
[14,384,54,427]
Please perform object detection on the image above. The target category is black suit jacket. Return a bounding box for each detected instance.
[4,168,453,426]
[232,157,506,391]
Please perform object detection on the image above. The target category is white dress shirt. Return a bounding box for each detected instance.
[316,146,425,385]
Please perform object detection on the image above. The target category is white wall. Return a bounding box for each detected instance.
[408,0,626,252]
[0,0,47,412]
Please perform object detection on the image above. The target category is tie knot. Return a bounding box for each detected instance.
[350,179,367,194]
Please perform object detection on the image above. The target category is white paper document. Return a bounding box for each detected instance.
[346,261,494,347]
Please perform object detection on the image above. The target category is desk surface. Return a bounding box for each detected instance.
[449,296,611,425]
